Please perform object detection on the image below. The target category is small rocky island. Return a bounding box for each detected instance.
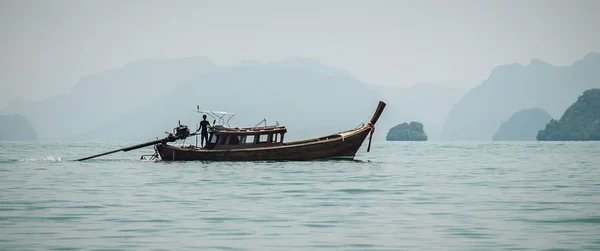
[537,88,600,141]
[493,108,553,141]
[0,114,38,141]
[386,121,428,141]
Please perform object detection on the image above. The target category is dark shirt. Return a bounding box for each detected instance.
[199,120,210,134]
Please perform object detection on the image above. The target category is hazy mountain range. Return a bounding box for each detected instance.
[441,52,600,141]
[2,52,599,142]
[2,57,217,140]
[0,57,464,142]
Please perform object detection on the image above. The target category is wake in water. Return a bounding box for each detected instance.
[1,156,148,163]
[0,156,63,163]
[19,156,62,162]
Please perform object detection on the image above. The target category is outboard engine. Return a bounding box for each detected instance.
[173,120,190,138]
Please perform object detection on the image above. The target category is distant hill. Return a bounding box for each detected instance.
[0,57,217,140]
[386,121,428,141]
[492,108,553,141]
[0,114,37,141]
[537,89,600,141]
[67,58,385,141]
[0,55,466,143]
[441,52,600,141]
[372,83,465,140]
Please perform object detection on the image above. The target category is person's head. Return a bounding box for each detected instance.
[202,115,207,120]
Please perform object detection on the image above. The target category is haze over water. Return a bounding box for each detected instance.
[1,141,599,250]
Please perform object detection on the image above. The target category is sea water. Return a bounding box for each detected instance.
[1,141,599,250]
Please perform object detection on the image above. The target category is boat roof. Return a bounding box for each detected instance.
[197,110,235,115]
[195,106,283,133]
[218,125,287,135]
[196,109,236,127]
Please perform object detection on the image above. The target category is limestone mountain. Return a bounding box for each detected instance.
[386,121,428,141]
[66,59,385,141]
[441,52,600,141]
[373,83,465,140]
[492,108,553,141]
[2,55,467,143]
[0,114,37,141]
[0,57,217,140]
[537,89,600,141]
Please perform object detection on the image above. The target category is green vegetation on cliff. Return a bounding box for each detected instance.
[537,89,600,141]
[386,122,428,141]
[0,114,38,141]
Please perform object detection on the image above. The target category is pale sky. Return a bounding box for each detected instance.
[1,0,599,107]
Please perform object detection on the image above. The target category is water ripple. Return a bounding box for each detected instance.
[1,141,599,250]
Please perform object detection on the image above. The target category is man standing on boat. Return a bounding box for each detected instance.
[198,115,211,148]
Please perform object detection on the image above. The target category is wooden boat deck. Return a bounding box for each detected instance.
[281,127,363,146]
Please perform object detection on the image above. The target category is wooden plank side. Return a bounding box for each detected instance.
[157,127,370,161]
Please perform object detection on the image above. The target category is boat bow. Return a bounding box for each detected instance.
[367,101,386,152]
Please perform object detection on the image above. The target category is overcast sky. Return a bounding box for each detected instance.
[1,0,599,107]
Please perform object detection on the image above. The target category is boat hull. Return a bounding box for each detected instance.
[156,127,371,161]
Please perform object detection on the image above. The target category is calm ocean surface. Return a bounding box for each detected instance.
[1,141,599,250]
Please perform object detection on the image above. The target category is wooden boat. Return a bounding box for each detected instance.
[76,101,386,162]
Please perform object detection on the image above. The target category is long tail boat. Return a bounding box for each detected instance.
[76,101,386,162]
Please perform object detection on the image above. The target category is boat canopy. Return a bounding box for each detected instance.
[219,125,287,136]
[195,107,236,127]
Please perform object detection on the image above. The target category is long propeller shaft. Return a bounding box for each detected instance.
[75,132,198,161]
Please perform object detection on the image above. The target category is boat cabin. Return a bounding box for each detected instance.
[193,109,287,150]
[204,125,287,150]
